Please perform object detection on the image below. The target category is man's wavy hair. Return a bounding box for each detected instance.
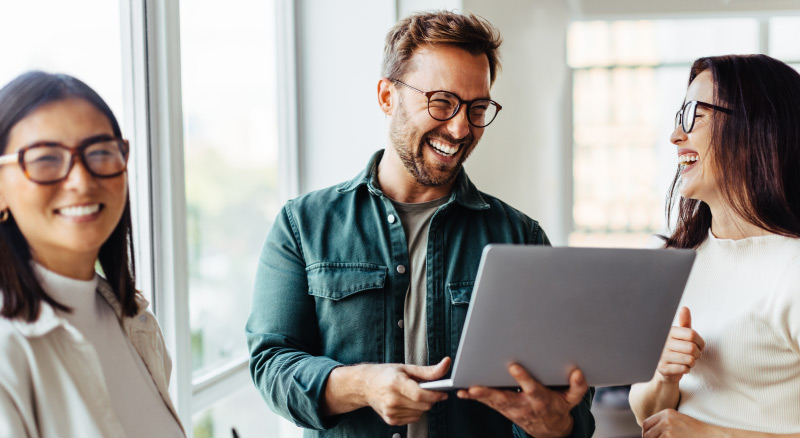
[664,55,800,248]
[0,71,138,321]
[382,10,502,85]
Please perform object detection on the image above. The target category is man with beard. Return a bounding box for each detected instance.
[246,10,594,438]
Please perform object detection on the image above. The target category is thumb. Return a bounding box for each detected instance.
[563,369,589,407]
[678,306,692,328]
[406,357,451,381]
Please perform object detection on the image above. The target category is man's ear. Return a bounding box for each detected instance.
[377,78,395,116]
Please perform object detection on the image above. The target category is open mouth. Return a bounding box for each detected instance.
[427,137,461,158]
[678,153,699,171]
[55,203,103,218]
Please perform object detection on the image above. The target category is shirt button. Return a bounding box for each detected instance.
[398,319,404,329]
[388,214,396,224]
[397,265,406,274]
[392,434,401,438]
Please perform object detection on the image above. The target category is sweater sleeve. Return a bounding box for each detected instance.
[245,204,343,430]
[0,384,30,438]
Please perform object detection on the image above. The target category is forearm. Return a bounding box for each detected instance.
[321,364,369,416]
[628,377,680,425]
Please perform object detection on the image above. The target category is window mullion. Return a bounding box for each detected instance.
[135,0,193,429]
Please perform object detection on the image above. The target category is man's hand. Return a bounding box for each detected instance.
[362,358,451,425]
[456,364,588,438]
[657,307,705,384]
[323,357,451,426]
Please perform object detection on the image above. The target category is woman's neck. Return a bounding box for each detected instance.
[708,202,773,240]
[32,251,97,281]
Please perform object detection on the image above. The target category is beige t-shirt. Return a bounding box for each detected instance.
[392,195,448,438]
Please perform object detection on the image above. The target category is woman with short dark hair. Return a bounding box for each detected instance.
[629,55,800,436]
[0,71,184,437]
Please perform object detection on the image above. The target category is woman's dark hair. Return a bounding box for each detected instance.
[664,54,800,248]
[0,71,138,321]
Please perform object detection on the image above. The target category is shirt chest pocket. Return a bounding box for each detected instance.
[447,280,474,356]
[306,263,387,363]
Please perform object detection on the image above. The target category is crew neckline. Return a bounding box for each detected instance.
[706,228,791,246]
[32,263,99,311]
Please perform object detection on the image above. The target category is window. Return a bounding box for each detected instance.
[177,0,300,434]
[567,17,800,248]
[2,1,301,436]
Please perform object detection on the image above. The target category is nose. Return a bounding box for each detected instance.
[670,124,687,146]
[62,158,98,191]
[445,105,471,140]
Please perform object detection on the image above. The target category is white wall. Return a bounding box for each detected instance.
[295,0,395,193]
[462,0,573,244]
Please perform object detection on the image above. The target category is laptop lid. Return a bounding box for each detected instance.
[429,245,695,389]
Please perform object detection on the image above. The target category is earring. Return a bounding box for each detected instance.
[0,209,8,223]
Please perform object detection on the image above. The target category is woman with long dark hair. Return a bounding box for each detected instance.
[629,55,800,436]
[0,72,184,437]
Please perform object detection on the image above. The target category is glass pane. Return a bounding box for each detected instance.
[0,1,124,120]
[193,385,302,438]
[571,66,685,248]
[568,19,759,68]
[569,18,760,248]
[769,17,800,61]
[180,0,281,375]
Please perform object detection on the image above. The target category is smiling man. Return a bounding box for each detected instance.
[246,11,594,438]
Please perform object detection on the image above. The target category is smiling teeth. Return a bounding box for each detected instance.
[429,139,459,157]
[678,154,699,166]
[58,204,100,217]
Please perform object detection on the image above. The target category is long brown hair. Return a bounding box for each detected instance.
[382,10,502,85]
[664,55,800,248]
[0,71,138,321]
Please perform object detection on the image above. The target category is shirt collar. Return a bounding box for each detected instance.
[11,277,151,338]
[336,149,489,210]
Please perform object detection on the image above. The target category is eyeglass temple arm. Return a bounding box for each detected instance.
[0,153,17,165]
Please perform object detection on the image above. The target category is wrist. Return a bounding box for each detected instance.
[555,412,574,437]
[324,365,368,416]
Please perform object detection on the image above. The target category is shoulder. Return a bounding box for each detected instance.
[473,191,547,244]
[0,318,33,385]
[285,182,364,214]
[479,192,535,222]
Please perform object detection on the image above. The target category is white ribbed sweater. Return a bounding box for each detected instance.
[677,230,800,433]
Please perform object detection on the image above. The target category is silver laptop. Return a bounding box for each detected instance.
[420,245,695,390]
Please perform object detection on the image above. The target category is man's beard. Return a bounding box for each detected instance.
[388,102,477,187]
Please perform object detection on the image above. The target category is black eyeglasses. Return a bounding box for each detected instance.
[390,79,502,128]
[0,134,129,184]
[675,100,732,134]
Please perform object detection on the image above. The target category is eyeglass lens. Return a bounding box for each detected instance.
[23,140,127,183]
[675,101,698,133]
[427,91,499,127]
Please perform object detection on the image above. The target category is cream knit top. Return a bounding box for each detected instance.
[677,230,800,433]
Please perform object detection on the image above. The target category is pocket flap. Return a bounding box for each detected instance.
[446,281,475,305]
[306,263,387,301]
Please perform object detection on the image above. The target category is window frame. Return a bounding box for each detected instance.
[566,13,800,245]
[119,0,299,429]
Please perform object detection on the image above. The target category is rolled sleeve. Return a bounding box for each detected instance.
[245,204,342,430]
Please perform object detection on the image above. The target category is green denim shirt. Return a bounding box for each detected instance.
[246,150,594,438]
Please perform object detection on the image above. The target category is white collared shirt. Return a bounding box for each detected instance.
[0,271,184,438]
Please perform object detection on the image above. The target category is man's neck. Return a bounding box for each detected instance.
[377,148,455,204]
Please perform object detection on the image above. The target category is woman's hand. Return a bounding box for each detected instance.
[656,307,705,384]
[642,409,719,437]
[629,307,705,424]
